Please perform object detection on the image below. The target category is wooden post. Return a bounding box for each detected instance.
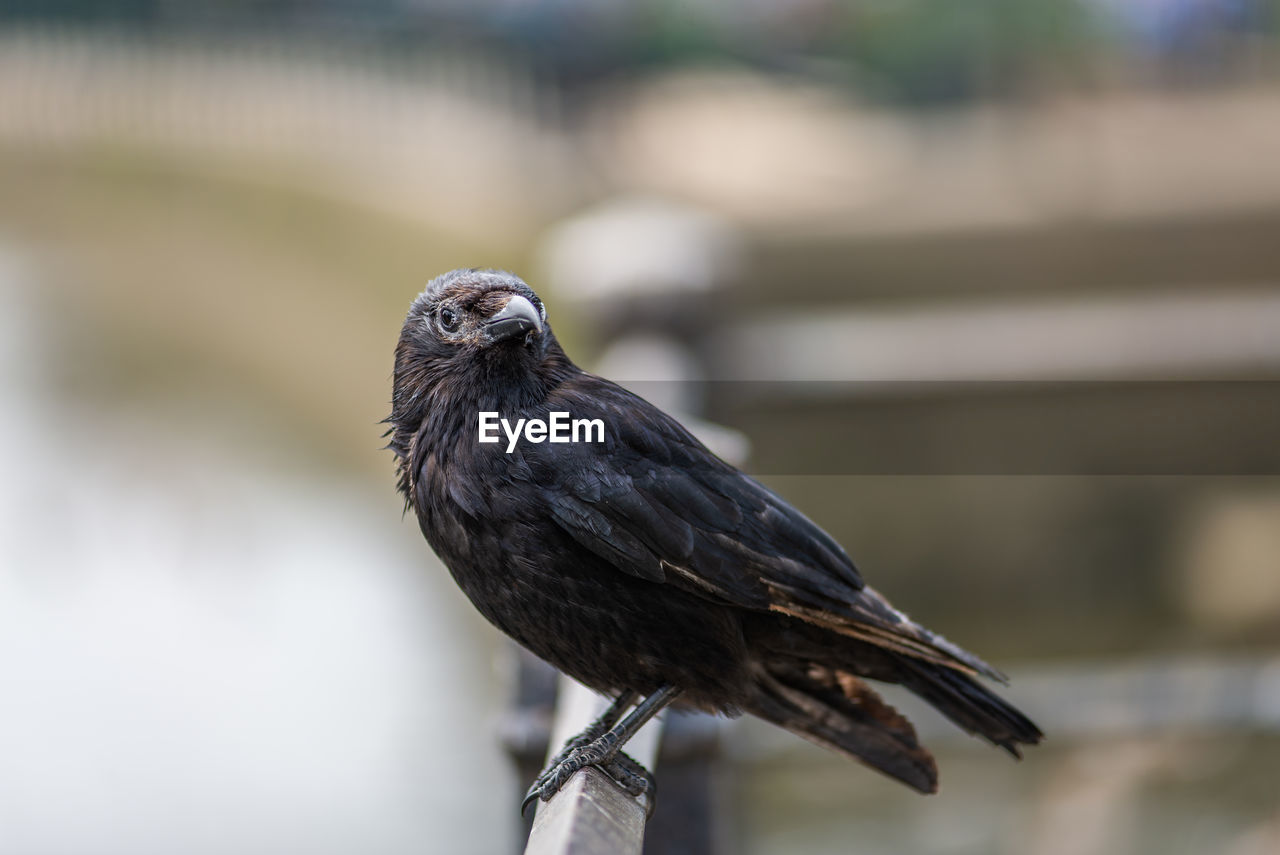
[523,678,664,855]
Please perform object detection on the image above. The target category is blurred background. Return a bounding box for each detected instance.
[2,2,1279,854]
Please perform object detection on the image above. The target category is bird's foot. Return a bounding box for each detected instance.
[603,751,657,812]
[520,735,655,815]
[521,715,618,808]
[521,731,618,814]
[524,730,598,798]
[520,685,677,817]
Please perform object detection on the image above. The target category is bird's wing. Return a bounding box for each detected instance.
[532,376,858,598]
[525,376,1003,680]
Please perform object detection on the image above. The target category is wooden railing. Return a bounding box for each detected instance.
[522,678,664,855]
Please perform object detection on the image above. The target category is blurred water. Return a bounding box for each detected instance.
[0,247,511,854]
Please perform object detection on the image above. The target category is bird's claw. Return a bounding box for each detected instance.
[520,737,610,815]
[520,743,655,817]
[520,738,594,813]
[602,751,658,817]
[524,731,595,796]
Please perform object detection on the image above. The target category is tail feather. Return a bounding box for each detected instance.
[747,662,939,794]
[771,586,1010,684]
[743,612,1043,788]
[895,656,1044,757]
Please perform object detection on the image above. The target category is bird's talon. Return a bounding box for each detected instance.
[520,742,657,816]
[599,751,657,809]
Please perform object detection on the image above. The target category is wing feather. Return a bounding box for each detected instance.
[525,374,1002,680]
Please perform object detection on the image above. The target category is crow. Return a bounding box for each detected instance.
[387,268,1041,811]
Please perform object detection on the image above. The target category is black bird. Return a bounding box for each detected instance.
[387,268,1041,811]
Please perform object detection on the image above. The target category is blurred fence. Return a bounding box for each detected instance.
[0,28,559,146]
[0,28,576,239]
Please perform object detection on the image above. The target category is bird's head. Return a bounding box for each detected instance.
[387,269,569,481]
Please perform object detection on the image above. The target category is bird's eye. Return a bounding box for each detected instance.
[439,308,459,331]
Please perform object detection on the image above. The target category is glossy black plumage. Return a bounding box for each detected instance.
[388,269,1041,794]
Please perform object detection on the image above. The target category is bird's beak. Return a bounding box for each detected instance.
[484,294,542,343]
